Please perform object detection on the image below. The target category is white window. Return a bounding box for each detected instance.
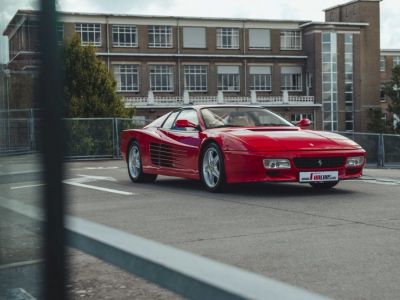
[291,113,313,123]
[281,66,302,91]
[280,30,302,50]
[75,23,101,46]
[148,26,172,48]
[393,56,400,67]
[112,25,137,47]
[57,23,64,44]
[380,56,386,72]
[114,65,139,92]
[150,65,174,92]
[217,66,240,92]
[183,27,206,48]
[184,65,208,92]
[249,29,270,49]
[249,66,272,91]
[216,28,239,49]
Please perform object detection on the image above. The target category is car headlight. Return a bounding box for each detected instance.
[263,159,291,169]
[346,156,364,168]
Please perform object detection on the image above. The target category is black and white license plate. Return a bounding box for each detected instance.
[299,171,339,183]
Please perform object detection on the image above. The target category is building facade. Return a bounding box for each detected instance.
[3,0,384,131]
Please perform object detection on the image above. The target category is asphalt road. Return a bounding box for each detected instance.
[2,157,400,299]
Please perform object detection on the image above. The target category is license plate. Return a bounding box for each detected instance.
[299,171,339,183]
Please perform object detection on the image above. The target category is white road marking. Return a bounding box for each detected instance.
[349,177,400,186]
[10,183,45,190]
[63,175,135,196]
[64,181,135,195]
[69,166,120,171]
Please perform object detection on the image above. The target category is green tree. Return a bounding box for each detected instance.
[62,35,133,117]
[367,108,389,133]
[384,65,400,133]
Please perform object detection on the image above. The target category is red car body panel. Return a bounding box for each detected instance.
[120,105,366,185]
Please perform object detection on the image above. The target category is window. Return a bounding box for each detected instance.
[216,28,239,49]
[57,23,64,44]
[183,27,206,48]
[112,25,137,47]
[291,113,313,123]
[322,32,338,131]
[280,30,302,50]
[148,26,172,48]
[380,85,385,101]
[380,56,386,72]
[217,66,240,92]
[173,109,199,131]
[249,29,270,49]
[149,65,174,92]
[184,65,208,92]
[75,23,101,46]
[393,56,400,67]
[114,65,139,92]
[162,111,180,129]
[344,33,354,131]
[281,66,302,91]
[249,66,272,91]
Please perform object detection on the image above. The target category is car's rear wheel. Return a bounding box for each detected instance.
[128,141,157,183]
[200,143,226,192]
[310,181,339,189]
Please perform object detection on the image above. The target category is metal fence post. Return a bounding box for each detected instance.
[378,133,385,167]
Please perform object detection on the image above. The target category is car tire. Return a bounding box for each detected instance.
[310,181,339,189]
[200,142,226,192]
[127,141,157,183]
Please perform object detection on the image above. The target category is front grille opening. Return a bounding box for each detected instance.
[293,157,345,169]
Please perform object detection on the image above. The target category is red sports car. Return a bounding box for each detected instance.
[120,105,366,192]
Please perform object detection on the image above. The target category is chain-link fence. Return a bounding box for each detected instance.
[1,112,399,166]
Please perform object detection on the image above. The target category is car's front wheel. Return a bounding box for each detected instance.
[127,141,157,183]
[310,181,339,189]
[200,143,226,192]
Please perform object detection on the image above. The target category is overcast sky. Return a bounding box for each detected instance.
[1,0,399,63]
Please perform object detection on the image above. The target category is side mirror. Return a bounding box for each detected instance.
[297,118,311,128]
[175,119,197,128]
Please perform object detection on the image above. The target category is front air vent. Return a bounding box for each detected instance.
[293,157,345,169]
[150,143,173,167]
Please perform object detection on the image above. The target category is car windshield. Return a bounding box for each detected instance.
[201,107,293,129]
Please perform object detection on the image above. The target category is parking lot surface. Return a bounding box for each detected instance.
[2,158,400,299]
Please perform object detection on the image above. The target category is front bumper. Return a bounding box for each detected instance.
[223,149,366,184]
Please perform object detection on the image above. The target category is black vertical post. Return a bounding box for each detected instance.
[39,0,67,299]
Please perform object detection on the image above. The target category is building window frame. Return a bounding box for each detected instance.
[148,26,173,48]
[281,66,302,92]
[291,113,314,124]
[217,66,240,92]
[248,29,271,50]
[216,28,239,49]
[393,56,400,67]
[57,23,64,44]
[183,27,206,48]
[280,30,302,50]
[380,56,386,72]
[249,66,272,91]
[112,25,138,47]
[75,23,101,46]
[149,65,174,92]
[184,65,208,92]
[114,64,140,92]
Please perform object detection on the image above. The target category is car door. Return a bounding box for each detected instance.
[162,109,202,176]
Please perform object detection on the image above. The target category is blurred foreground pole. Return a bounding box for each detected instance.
[39,0,67,299]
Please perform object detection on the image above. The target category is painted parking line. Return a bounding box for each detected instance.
[349,177,400,186]
[64,181,135,195]
[63,175,136,196]
[10,183,45,190]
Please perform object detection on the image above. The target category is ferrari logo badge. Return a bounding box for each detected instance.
[318,159,323,167]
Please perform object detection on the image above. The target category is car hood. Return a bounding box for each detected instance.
[220,128,362,152]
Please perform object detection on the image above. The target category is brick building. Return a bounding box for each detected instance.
[2,0,386,131]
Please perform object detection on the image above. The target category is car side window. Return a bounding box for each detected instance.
[172,109,199,131]
[162,111,180,129]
